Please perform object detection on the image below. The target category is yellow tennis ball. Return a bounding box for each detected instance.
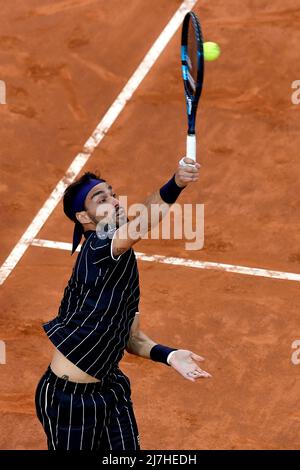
[203,42,221,61]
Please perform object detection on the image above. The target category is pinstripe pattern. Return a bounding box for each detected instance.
[44,382,56,449]
[38,230,141,450]
[35,366,140,450]
[79,395,84,449]
[43,230,140,381]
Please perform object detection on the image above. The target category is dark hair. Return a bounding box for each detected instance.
[63,171,105,223]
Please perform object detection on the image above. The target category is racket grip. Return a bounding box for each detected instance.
[186,134,196,161]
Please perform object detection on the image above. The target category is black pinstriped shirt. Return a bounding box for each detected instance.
[43,230,140,380]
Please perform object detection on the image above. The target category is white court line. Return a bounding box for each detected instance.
[32,238,300,282]
[0,0,198,286]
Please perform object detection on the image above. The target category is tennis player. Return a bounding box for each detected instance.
[35,158,211,450]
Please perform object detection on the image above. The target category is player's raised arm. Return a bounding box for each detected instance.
[112,158,200,257]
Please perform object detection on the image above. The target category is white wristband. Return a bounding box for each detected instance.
[167,350,177,365]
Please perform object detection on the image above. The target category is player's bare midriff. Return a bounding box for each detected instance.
[50,347,101,383]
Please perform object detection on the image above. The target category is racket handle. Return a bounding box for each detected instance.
[186,134,196,161]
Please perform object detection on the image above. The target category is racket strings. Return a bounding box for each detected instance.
[181,11,204,135]
[187,25,198,95]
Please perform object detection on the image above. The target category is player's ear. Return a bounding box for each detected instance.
[75,211,92,224]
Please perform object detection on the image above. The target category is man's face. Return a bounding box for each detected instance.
[84,182,127,228]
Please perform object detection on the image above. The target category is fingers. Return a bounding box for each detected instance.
[177,168,199,184]
[185,368,212,381]
[197,369,212,378]
[187,377,196,383]
[176,158,201,186]
[178,164,200,180]
[180,163,200,173]
[194,368,211,378]
[183,158,201,168]
[190,353,205,362]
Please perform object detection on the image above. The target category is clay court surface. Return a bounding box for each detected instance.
[0,0,300,450]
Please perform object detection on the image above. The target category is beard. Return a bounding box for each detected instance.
[115,209,128,228]
[95,208,128,240]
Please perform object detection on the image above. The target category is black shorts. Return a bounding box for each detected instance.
[35,365,140,451]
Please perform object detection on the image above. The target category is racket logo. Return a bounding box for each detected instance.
[187,71,196,93]
[187,97,192,115]
[187,56,192,70]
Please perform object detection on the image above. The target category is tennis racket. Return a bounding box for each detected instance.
[181,11,204,164]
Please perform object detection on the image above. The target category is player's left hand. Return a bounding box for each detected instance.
[169,349,212,382]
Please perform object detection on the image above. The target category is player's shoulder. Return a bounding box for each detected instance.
[88,231,111,252]
[86,229,137,265]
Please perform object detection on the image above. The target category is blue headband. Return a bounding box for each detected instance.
[70,178,105,254]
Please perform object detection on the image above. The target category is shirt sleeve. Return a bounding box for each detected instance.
[88,230,123,264]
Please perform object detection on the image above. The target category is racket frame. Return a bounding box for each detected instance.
[181,12,204,161]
